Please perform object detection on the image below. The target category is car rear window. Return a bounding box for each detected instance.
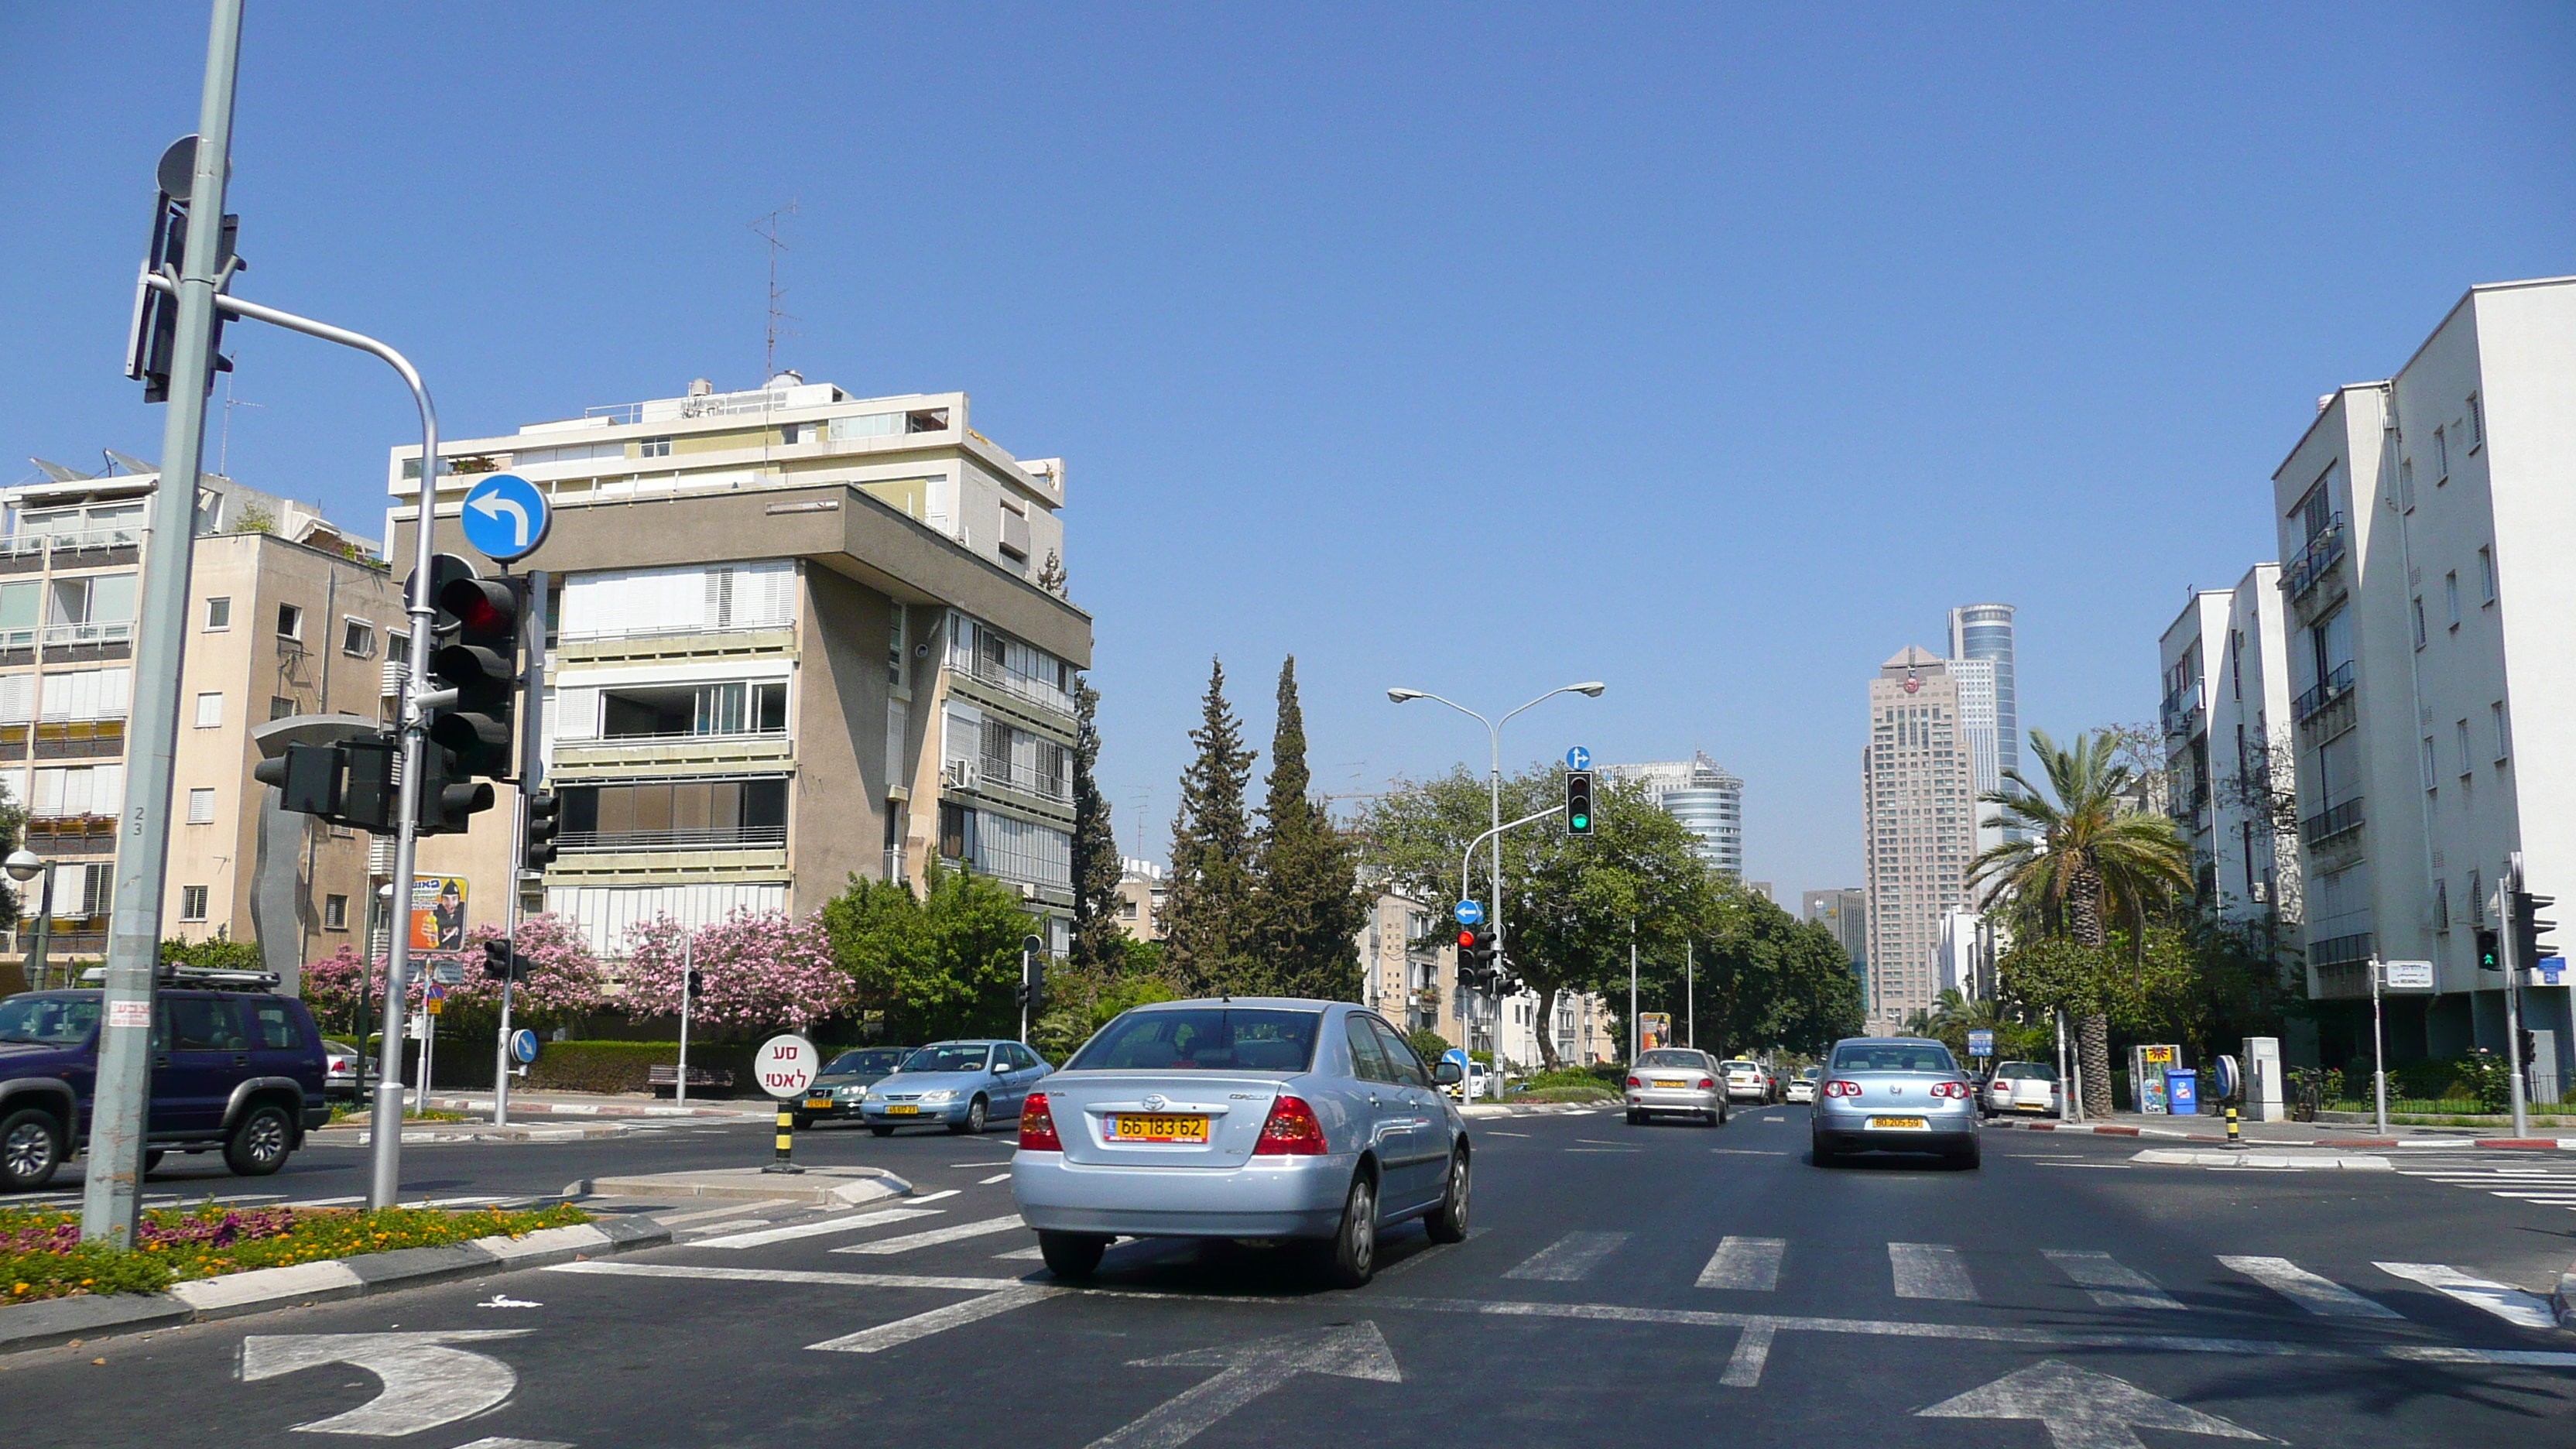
[1997,1062,2059,1081]
[1831,1042,1960,1074]
[0,995,98,1046]
[1635,1050,1704,1068]
[1069,1009,1321,1073]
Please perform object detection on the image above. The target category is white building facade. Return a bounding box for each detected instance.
[1862,646,1975,1033]
[1601,751,1744,878]
[2158,564,2297,925]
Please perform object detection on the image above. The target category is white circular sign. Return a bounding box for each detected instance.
[754,1033,820,1098]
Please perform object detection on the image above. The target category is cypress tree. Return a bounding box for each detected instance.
[1254,656,1367,1001]
[1068,677,1126,971]
[1163,658,1259,995]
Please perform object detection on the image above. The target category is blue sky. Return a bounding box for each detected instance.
[5,4,2571,903]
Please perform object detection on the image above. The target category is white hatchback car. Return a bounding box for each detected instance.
[1985,1060,2061,1115]
[1784,1067,1818,1104]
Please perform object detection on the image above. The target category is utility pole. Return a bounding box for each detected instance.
[2503,855,2532,1139]
[1686,940,1694,1050]
[85,0,244,1245]
[1629,920,1639,1063]
[2369,956,2389,1139]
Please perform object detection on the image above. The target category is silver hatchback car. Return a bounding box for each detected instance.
[1012,998,1470,1288]
[1625,1048,1727,1126]
[1810,1036,1981,1168]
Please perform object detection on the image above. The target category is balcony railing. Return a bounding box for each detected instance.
[0,526,144,560]
[978,753,1070,803]
[2284,516,2347,602]
[2308,930,2375,968]
[2293,662,2355,722]
[39,621,135,649]
[2160,678,2203,738]
[560,825,786,852]
[2300,796,2364,846]
[570,726,790,748]
[964,651,1073,714]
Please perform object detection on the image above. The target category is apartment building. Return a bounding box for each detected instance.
[1114,858,1166,942]
[389,375,1091,956]
[2157,565,2297,925]
[2269,277,2576,1086]
[0,462,394,983]
[1601,751,1744,878]
[1355,890,1449,1039]
[1862,646,1975,1033]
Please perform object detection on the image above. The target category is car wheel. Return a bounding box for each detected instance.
[223,1104,293,1177]
[1038,1230,1108,1279]
[868,1125,895,1138]
[1625,1109,1644,1126]
[1425,1151,1471,1243]
[0,1108,63,1190]
[1718,1100,1730,1125]
[1312,1172,1378,1289]
[1954,1139,1982,1170]
[791,1115,814,1132]
[1810,1134,1838,1166]
[951,1096,988,1136]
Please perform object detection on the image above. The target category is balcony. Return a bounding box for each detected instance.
[978,753,1070,803]
[962,651,1073,716]
[2292,662,2354,724]
[2300,796,2364,847]
[2283,516,2347,603]
[2160,679,2204,740]
[560,824,786,852]
[2308,931,2376,968]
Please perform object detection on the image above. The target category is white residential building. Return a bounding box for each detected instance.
[2157,564,2297,926]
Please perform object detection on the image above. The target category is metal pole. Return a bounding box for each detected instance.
[1629,920,1639,1062]
[84,0,244,1246]
[29,863,54,991]
[491,571,546,1129]
[2506,854,2531,1139]
[1686,940,1694,1050]
[1019,943,1032,1045]
[2371,957,2389,1138]
[676,935,692,1107]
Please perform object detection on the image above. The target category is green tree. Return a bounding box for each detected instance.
[0,778,26,935]
[1646,885,1865,1060]
[1252,657,1366,1001]
[160,928,265,974]
[1968,728,2192,1118]
[1067,677,1127,971]
[823,865,1036,1043]
[1162,659,1260,995]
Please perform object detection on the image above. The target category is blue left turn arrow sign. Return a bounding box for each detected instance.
[457,474,550,562]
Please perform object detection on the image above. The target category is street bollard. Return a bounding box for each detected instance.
[2225,1104,2243,1149]
[764,1104,803,1174]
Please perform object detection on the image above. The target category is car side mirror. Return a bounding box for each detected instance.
[1431,1060,1464,1085]
[992,1062,1010,1074]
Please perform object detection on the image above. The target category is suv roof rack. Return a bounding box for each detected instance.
[74,964,283,992]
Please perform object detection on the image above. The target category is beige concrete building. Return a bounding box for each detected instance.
[1355,890,1448,1039]
[1862,646,1975,1033]
[387,375,1092,957]
[1114,858,1166,942]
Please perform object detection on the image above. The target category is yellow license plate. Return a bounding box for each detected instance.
[1653,1079,1688,1089]
[804,1098,833,1111]
[1110,1114,1208,1143]
[886,1104,919,1115]
[1869,1116,1928,1129]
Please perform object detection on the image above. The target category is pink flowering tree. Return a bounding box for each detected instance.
[299,913,605,1034]
[619,908,850,1034]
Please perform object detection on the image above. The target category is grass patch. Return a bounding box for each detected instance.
[324,1105,473,1125]
[1509,1085,1619,1104]
[2,1201,587,1304]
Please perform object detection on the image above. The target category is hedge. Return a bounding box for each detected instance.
[3,1202,587,1303]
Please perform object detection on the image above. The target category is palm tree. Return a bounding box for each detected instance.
[1966,728,2191,1118]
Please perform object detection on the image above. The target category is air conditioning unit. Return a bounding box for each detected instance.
[941,759,977,790]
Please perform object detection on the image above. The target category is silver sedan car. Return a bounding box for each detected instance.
[1012,998,1470,1288]
[1625,1049,1727,1126]
[1810,1036,1981,1168]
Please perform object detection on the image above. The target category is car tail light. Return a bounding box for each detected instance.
[1697,1078,1714,1090]
[1823,1079,1860,1098]
[1930,1081,1968,1099]
[1252,1094,1327,1155]
[1019,1091,1062,1152]
[1625,1076,1643,1089]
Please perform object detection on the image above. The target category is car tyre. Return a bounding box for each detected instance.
[224,1103,293,1177]
[1425,1151,1471,1243]
[0,1108,64,1190]
[791,1114,814,1132]
[1717,1100,1729,1125]
[1953,1139,1982,1170]
[951,1096,988,1136]
[1039,1230,1108,1279]
[868,1125,895,1138]
[1810,1133,1838,1166]
[1625,1109,1645,1126]
[1310,1172,1378,1289]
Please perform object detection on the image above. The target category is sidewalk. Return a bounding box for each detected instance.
[1988,1109,2576,1150]
[416,1090,777,1121]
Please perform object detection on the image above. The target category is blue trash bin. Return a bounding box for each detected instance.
[2165,1068,2199,1116]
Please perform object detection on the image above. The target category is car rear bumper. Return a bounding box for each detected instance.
[862,1102,970,1125]
[1813,1105,1978,1151]
[1626,1089,1721,1113]
[1012,1151,1358,1239]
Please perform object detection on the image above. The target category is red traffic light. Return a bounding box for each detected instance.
[1458,929,1476,951]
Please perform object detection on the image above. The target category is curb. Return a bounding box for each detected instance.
[0,1216,670,1357]
[420,1096,765,1121]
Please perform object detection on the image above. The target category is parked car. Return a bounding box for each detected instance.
[1784,1067,1819,1105]
[859,1040,1050,1136]
[1719,1059,1773,1104]
[1810,1036,1981,1168]
[0,980,331,1190]
[321,1040,375,1102]
[1985,1060,2061,1116]
[1625,1049,1727,1126]
[796,1046,914,1129]
[1012,997,1469,1288]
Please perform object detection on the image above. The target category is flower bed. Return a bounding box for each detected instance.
[2,1201,587,1304]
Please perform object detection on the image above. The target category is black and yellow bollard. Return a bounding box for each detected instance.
[763,1103,805,1174]
[2224,1104,2243,1150]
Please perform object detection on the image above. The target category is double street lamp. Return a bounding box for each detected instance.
[1387,682,1605,1086]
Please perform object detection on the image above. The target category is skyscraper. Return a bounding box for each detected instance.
[1803,888,1869,1010]
[1948,603,2020,851]
[1601,752,1743,878]
[1862,647,1975,1033]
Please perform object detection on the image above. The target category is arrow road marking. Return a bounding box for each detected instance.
[238,1331,531,1437]
[1917,1360,2267,1449]
[468,491,530,548]
[1087,1322,1402,1449]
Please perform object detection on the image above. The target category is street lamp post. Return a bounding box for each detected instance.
[5,851,57,992]
[1388,681,1604,1094]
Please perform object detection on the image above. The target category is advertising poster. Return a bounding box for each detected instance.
[2132,1043,2179,1113]
[1639,1012,1672,1051]
[409,875,468,952]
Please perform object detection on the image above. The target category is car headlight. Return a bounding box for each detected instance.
[918,1090,957,1104]
[862,1092,884,1104]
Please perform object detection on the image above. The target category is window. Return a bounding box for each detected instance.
[341,618,375,657]
[204,597,231,630]
[593,680,786,739]
[270,697,295,721]
[324,894,348,931]
[2456,720,2472,778]
[33,764,123,818]
[248,999,303,1049]
[639,435,672,458]
[2444,572,2459,629]
[2398,458,2415,512]
[779,423,801,446]
[2434,879,2450,930]
[46,574,139,639]
[2478,546,2496,605]
[555,777,789,848]
[2433,424,2448,483]
[2468,868,2485,926]
[2294,477,2333,543]
[193,692,223,728]
[2493,701,2509,763]
[180,886,209,922]
[2468,392,2484,449]
[1119,899,1138,920]
[276,603,303,639]
[187,787,214,824]
[2421,737,2437,793]
[937,800,970,861]
[888,611,906,687]
[2411,596,2427,649]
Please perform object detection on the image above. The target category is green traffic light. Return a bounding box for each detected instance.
[1571,814,1588,831]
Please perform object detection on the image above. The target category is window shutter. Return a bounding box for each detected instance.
[554,687,598,741]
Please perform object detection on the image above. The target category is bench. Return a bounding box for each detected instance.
[646,1064,735,1093]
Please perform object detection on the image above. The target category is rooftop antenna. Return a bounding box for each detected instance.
[215,369,262,476]
[749,200,800,383]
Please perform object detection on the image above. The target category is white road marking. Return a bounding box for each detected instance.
[548,1262,1026,1291]
[1917,1359,2264,1444]
[681,1220,772,1235]
[951,1160,1013,1167]
[653,1199,793,1226]
[2043,1249,2187,1310]
[807,1285,1067,1352]
[1889,1242,1978,1301]
[993,1245,1048,1259]
[1564,1148,1639,1153]
[451,1438,574,1449]
[2217,1256,2400,1318]
[1485,1131,1532,1138]
[1085,1322,1400,1449]
[980,1173,1013,1185]
[2488,1192,2576,1202]
[2374,1262,2560,1329]
[238,1331,530,1437]
[1503,1231,1630,1281]
[286,1195,367,1208]
[1695,1237,1786,1292]
[834,1215,1028,1255]
[1720,1325,1773,1386]
[690,1207,941,1249]
[911,1189,962,1204]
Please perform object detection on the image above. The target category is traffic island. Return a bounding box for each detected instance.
[581,1163,913,1209]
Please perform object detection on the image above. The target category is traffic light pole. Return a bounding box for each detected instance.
[84,0,245,1246]
[491,572,548,1130]
[2505,854,2531,1139]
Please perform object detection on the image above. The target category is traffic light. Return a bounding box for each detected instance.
[2513,889,2557,972]
[481,939,530,983]
[684,968,704,1000]
[429,573,524,779]
[1017,933,1045,1012]
[414,743,495,836]
[252,733,402,832]
[125,178,238,403]
[252,744,343,817]
[1566,769,1594,836]
[522,791,560,872]
[1455,927,1497,988]
[2476,928,2503,973]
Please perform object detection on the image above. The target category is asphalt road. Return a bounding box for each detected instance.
[9,1107,2576,1448]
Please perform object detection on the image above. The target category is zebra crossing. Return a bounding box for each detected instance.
[2395,1159,2576,1211]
